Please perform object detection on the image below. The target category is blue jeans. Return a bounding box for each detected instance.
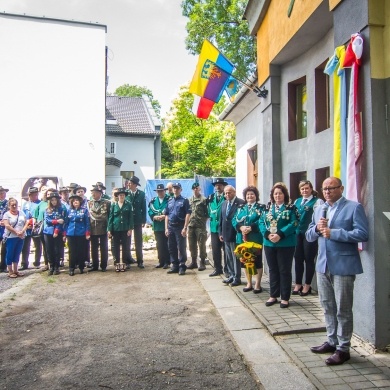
[5,237,24,265]
[167,227,187,271]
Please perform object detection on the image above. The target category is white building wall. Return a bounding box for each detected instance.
[235,106,263,198]
[0,14,106,188]
[106,135,156,189]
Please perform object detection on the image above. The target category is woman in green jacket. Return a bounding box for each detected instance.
[233,186,265,294]
[259,183,299,309]
[107,189,133,271]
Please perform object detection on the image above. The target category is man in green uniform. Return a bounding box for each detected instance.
[126,176,146,268]
[207,178,228,277]
[148,184,170,269]
[187,182,209,271]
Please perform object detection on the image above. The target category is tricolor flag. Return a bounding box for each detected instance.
[189,40,234,105]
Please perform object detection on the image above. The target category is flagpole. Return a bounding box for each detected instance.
[230,74,268,98]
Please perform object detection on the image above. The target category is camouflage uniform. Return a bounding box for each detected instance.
[187,194,209,270]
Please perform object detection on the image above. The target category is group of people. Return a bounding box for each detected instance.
[0,177,148,277]
[0,174,369,366]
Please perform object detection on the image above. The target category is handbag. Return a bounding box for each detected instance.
[32,221,43,238]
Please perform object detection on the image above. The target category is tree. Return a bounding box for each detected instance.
[161,85,236,178]
[115,84,161,118]
[181,0,256,81]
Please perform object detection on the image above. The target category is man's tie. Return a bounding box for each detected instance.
[302,198,308,206]
[226,201,232,216]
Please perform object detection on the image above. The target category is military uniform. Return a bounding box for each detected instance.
[108,197,134,267]
[126,188,146,267]
[207,191,225,275]
[148,192,170,268]
[187,193,208,270]
[88,193,111,271]
[165,185,191,273]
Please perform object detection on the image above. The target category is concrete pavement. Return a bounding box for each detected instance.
[195,269,390,390]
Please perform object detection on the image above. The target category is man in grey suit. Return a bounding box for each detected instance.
[306,177,369,366]
[219,185,245,286]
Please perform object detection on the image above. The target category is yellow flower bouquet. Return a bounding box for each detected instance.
[234,242,263,275]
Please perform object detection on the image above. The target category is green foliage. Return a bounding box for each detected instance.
[160,85,236,178]
[181,0,256,81]
[115,84,161,118]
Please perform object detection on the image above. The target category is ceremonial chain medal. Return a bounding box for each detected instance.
[235,203,260,224]
[265,204,290,233]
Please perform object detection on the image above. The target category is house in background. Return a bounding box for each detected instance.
[105,95,161,193]
[220,0,390,350]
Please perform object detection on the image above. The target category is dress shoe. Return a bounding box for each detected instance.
[163,264,170,269]
[253,288,263,294]
[243,287,253,292]
[129,258,136,264]
[155,264,163,268]
[222,278,233,284]
[299,286,312,296]
[69,270,74,276]
[187,262,198,269]
[310,342,337,354]
[230,281,241,287]
[138,263,145,269]
[167,269,179,274]
[178,269,186,275]
[19,266,28,271]
[325,350,350,365]
[209,270,222,277]
[292,286,303,295]
[101,268,107,272]
[280,301,289,308]
[79,269,84,274]
[265,299,278,307]
[89,268,98,272]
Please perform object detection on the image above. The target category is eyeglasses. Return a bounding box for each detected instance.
[321,186,341,192]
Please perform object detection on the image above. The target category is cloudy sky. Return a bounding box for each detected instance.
[0,0,198,117]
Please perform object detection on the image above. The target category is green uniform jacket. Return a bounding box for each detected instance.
[148,195,169,232]
[126,189,146,226]
[294,196,322,234]
[207,193,225,233]
[108,200,134,232]
[232,203,265,244]
[188,195,208,228]
[259,203,299,247]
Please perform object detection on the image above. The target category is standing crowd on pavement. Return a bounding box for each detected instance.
[0,175,368,366]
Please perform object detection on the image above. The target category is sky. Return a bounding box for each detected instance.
[0,0,198,117]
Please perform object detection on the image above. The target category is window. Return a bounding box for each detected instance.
[315,167,330,201]
[315,60,330,133]
[288,76,307,141]
[247,146,258,187]
[109,142,116,154]
[290,171,307,201]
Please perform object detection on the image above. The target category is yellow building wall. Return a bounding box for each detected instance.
[369,0,390,79]
[256,0,323,85]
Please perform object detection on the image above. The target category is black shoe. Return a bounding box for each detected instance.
[167,269,179,274]
[230,281,241,287]
[243,287,253,292]
[54,269,60,275]
[265,299,278,307]
[69,270,74,276]
[19,266,28,271]
[129,258,136,264]
[209,270,222,277]
[310,342,337,354]
[163,264,170,269]
[101,268,107,272]
[292,286,303,295]
[79,269,84,274]
[325,350,350,365]
[89,268,98,272]
[155,264,163,268]
[178,269,186,276]
[280,301,289,309]
[222,278,233,284]
[138,263,145,269]
[299,286,312,296]
[253,288,263,294]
